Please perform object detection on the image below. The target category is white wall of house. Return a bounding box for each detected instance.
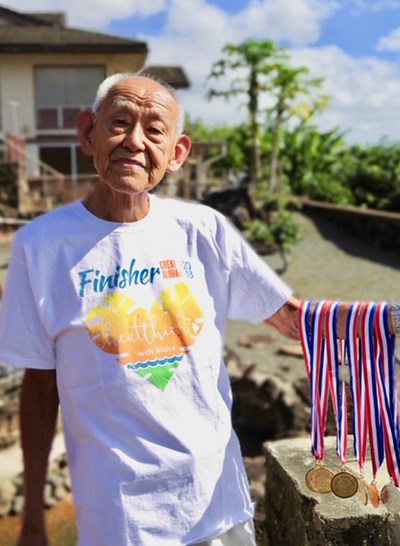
[0,58,35,136]
[0,52,147,177]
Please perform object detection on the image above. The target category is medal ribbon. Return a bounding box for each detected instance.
[325,301,348,465]
[360,302,384,479]
[298,300,312,381]
[373,302,400,486]
[346,303,367,472]
[374,302,398,438]
[299,300,330,461]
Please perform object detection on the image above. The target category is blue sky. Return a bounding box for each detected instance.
[7,0,400,144]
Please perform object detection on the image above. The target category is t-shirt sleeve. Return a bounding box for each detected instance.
[218,215,293,323]
[0,237,56,370]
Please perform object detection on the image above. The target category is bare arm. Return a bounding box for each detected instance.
[263,296,301,340]
[18,369,59,546]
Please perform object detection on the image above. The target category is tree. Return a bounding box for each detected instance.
[266,67,327,192]
[207,39,328,193]
[207,39,288,185]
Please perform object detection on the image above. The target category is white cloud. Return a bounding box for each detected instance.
[377,26,400,51]
[291,46,400,143]
[230,0,340,45]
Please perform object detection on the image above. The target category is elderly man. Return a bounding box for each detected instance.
[0,73,393,545]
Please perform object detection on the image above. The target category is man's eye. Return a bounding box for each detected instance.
[114,119,128,126]
[148,127,163,137]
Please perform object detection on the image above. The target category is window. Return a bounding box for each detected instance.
[35,66,105,129]
[39,145,96,177]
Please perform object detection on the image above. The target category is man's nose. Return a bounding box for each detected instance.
[123,124,145,150]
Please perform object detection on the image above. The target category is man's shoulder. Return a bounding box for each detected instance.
[14,201,82,244]
[153,195,224,227]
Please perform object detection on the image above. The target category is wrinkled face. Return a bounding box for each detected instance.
[90,77,181,196]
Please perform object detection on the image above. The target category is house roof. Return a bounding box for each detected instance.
[0,5,148,54]
[0,5,191,89]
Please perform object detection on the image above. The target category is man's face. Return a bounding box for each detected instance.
[90,77,181,196]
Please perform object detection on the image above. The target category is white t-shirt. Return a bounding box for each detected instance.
[0,195,291,545]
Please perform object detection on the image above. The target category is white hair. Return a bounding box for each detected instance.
[91,71,185,135]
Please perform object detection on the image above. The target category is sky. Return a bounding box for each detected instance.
[5,0,400,145]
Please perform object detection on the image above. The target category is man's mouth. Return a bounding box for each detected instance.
[112,158,146,169]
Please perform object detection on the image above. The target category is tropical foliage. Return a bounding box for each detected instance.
[188,38,400,268]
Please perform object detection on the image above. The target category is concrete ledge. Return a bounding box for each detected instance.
[263,436,398,546]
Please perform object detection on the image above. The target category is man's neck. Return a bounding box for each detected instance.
[83,181,150,223]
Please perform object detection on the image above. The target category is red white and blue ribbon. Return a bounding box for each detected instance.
[325,301,348,465]
[299,300,312,381]
[373,302,400,486]
[299,300,330,461]
[360,302,385,479]
[346,302,367,473]
[299,299,398,483]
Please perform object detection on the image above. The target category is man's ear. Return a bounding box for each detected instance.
[166,135,191,173]
[76,109,95,156]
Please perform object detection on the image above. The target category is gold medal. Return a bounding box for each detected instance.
[358,476,368,506]
[331,470,358,499]
[305,465,334,494]
[381,483,400,513]
[368,481,380,508]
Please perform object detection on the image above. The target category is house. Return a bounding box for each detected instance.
[0,4,190,181]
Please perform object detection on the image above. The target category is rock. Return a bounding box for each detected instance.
[231,365,310,438]
[11,494,24,515]
[44,483,56,508]
[0,480,16,517]
[263,436,397,546]
[238,334,276,349]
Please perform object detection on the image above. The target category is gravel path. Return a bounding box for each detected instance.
[226,210,400,381]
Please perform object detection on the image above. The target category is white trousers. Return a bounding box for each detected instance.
[192,519,256,546]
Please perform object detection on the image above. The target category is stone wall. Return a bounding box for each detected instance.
[301,198,400,253]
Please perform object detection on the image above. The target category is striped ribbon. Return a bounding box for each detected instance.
[360,302,384,479]
[346,302,367,473]
[373,302,400,486]
[298,300,312,381]
[325,301,348,465]
[299,300,330,461]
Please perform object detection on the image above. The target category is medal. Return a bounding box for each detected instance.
[368,481,380,508]
[381,482,400,513]
[331,469,359,499]
[305,464,334,494]
[358,475,369,506]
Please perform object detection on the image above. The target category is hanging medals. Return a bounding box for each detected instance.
[299,299,399,508]
[305,463,335,494]
[360,302,386,507]
[325,301,358,499]
[299,301,334,494]
[373,303,400,513]
[345,302,370,504]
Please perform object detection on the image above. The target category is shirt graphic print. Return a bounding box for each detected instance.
[83,258,204,391]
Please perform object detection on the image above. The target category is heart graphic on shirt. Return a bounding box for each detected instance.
[84,282,204,390]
